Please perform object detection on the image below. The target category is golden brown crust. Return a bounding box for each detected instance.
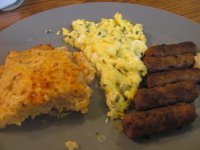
[0,45,95,128]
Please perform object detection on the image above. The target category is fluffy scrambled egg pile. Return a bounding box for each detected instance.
[62,13,147,119]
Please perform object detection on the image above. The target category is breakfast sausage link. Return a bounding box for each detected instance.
[144,41,197,57]
[133,81,199,111]
[123,103,196,139]
[146,68,200,88]
[143,54,195,72]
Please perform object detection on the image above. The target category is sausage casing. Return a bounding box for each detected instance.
[143,54,195,73]
[133,81,199,111]
[123,103,196,138]
[144,41,197,57]
[146,68,200,88]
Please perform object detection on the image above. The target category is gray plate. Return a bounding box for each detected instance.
[0,2,200,150]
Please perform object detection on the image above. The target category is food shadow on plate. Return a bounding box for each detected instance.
[84,77,108,120]
[133,97,200,143]
[116,97,200,146]
[65,44,79,52]
[131,100,200,144]
[0,111,85,133]
[132,124,195,144]
[0,78,108,133]
[189,93,200,130]
[144,32,153,47]
[114,125,195,150]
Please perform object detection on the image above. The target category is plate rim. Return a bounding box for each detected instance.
[1,2,200,33]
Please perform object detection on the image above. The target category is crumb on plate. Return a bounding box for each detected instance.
[96,132,106,143]
[56,30,61,35]
[65,140,79,150]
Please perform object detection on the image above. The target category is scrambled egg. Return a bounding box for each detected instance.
[62,13,147,119]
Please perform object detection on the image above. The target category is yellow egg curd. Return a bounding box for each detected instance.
[62,13,147,119]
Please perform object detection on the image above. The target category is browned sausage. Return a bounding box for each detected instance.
[123,103,196,139]
[145,41,197,57]
[143,54,195,72]
[133,81,199,111]
[146,68,200,88]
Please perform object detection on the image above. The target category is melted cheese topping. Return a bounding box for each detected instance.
[62,13,147,119]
